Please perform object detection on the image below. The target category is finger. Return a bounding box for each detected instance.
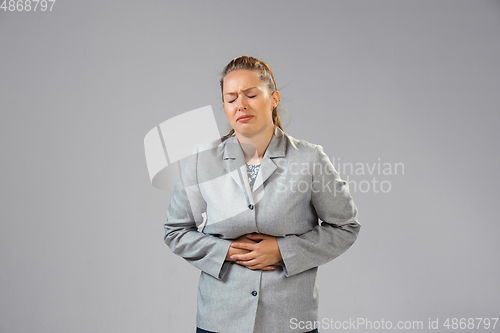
[236,258,258,267]
[246,234,266,241]
[241,258,268,268]
[246,263,267,270]
[244,264,263,270]
[230,242,255,250]
[230,252,256,261]
[236,261,259,270]
[233,248,252,255]
[262,266,276,271]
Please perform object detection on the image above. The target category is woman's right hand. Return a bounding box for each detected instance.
[226,235,279,271]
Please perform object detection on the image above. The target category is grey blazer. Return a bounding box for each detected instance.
[164,126,360,333]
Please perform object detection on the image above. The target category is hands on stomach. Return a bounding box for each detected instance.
[225,233,283,271]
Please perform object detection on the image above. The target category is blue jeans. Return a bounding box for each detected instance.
[196,328,319,333]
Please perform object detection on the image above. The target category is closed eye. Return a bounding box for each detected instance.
[227,95,256,103]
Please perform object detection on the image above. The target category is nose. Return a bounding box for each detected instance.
[236,95,247,111]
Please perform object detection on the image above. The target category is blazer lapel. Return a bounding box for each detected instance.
[252,127,286,193]
[222,127,287,198]
[223,136,250,194]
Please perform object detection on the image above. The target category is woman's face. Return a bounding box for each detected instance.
[222,69,279,139]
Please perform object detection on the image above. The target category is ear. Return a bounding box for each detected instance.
[272,90,280,106]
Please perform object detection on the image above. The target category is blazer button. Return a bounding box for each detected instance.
[248,204,254,210]
[251,291,257,296]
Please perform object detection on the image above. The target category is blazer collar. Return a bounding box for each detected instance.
[222,126,287,197]
[222,126,286,160]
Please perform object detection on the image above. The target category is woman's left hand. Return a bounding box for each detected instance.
[229,233,283,270]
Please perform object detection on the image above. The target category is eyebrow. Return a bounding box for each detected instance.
[224,87,257,96]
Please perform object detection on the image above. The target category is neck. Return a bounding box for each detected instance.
[235,125,275,164]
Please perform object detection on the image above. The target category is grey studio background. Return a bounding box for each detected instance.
[1,1,499,332]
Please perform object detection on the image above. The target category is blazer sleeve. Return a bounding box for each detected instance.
[276,144,361,277]
[163,144,233,280]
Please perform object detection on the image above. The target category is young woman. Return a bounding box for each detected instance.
[164,56,360,333]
